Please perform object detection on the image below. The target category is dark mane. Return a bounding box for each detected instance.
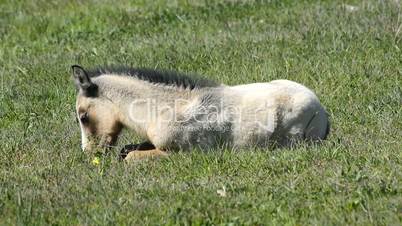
[86,66,219,90]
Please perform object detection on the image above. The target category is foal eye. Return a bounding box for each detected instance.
[80,112,89,124]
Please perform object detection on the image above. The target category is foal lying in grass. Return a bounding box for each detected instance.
[71,65,329,161]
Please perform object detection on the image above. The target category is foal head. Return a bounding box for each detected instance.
[72,65,123,152]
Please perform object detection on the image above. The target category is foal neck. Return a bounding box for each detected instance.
[96,75,196,100]
[94,75,198,137]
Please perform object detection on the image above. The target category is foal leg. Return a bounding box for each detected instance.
[120,141,168,161]
[119,141,156,159]
[124,148,168,161]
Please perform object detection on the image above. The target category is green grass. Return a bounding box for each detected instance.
[1,0,401,225]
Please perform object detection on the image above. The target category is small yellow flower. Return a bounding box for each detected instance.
[92,157,100,166]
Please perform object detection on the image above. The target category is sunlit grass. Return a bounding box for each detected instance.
[0,0,401,225]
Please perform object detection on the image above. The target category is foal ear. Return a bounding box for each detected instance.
[72,65,92,88]
[71,65,98,96]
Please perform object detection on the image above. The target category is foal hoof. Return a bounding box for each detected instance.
[119,142,156,160]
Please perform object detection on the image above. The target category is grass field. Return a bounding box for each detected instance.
[1,0,401,225]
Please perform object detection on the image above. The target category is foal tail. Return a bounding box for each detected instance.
[304,109,330,141]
